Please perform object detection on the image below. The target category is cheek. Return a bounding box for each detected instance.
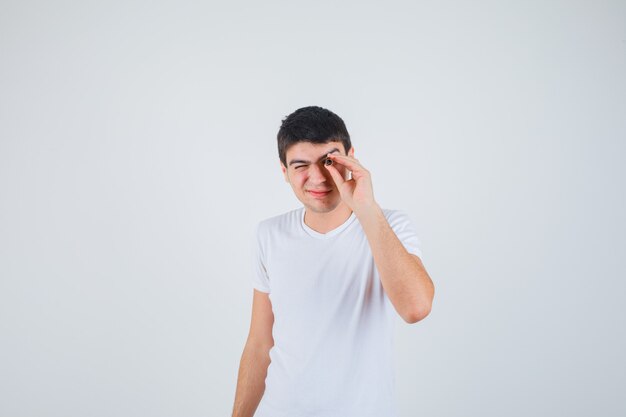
[293,172,307,185]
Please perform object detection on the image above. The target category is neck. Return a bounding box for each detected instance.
[303,202,353,234]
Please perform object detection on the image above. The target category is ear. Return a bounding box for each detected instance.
[280,161,289,182]
[341,147,355,181]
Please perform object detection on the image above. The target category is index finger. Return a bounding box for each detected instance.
[327,154,365,172]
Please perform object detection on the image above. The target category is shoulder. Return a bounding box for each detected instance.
[381,207,412,224]
[255,207,303,237]
[380,208,420,234]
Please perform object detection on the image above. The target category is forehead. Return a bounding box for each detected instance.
[285,141,346,158]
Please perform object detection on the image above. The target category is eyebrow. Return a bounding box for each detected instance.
[288,148,340,167]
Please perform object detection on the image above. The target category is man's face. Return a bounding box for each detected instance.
[280,141,354,214]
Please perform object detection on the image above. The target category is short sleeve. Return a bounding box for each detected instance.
[250,222,271,293]
[386,210,424,260]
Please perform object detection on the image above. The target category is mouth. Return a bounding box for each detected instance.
[308,189,331,198]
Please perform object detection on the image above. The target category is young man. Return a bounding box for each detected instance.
[231,106,434,417]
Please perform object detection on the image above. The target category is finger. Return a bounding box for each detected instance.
[324,160,346,187]
[327,154,369,179]
[327,154,366,173]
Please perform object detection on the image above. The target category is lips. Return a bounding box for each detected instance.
[308,189,331,197]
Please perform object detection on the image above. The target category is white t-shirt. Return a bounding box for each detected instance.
[250,206,423,417]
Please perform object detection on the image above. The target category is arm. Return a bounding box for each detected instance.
[323,152,435,324]
[357,203,434,323]
[231,289,275,417]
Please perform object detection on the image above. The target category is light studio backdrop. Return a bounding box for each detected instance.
[1,1,624,416]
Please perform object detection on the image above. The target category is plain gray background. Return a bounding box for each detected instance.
[1,0,625,416]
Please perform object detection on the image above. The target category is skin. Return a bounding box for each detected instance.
[280,141,356,233]
[281,140,435,323]
[231,139,436,416]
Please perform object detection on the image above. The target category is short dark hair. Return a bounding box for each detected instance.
[277,106,352,166]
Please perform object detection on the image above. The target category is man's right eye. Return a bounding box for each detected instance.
[295,166,306,169]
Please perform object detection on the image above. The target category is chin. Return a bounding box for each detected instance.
[305,199,341,213]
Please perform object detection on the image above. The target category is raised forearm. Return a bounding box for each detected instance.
[231,343,272,417]
[356,203,434,323]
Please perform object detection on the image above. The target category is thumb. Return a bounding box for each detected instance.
[324,163,345,189]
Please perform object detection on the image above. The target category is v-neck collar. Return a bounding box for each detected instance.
[300,207,356,239]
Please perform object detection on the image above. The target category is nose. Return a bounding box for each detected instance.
[307,162,329,185]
